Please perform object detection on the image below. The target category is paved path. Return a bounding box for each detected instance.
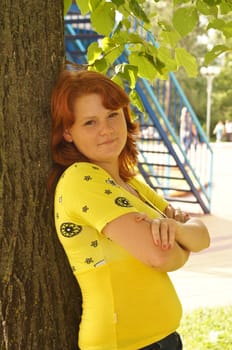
[169,142,232,312]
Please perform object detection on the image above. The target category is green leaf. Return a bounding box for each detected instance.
[87,42,102,64]
[92,57,108,72]
[129,53,158,80]
[102,37,116,52]
[104,32,143,49]
[101,37,124,65]
[157,47,177,73]
[129,89,146,115]
[196,0,218,16]
[160,29,181,48]
[158,20,173,32]
[173,7,198,37]
[111,0,125,5]
[115,64,138,89]
[220,1,232,14]
[121,18,132,31]
[203,0,221,5]
[175,48,198,77]
[207,19,232,39]
[174,0,190,5]
[91,2,116,36]
[111,74,124,89]
[89,0,102,11]
[129,0,149,23]
[221,21,232,39]
[207,18,226,31]
[76,0,90,15]
[204,45,230,65]
[105,46,125,66]
[64,0,72,15]
[125,65,138,89]
[127,32,145,44]
[116,2,131,19]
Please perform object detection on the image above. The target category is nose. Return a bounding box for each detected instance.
[99,120,113,136]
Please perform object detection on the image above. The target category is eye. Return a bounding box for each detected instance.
[84,119,96,126]
[108,111,119,118]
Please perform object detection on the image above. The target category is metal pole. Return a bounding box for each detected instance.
[200,66,220,140]
[206,75,213,140]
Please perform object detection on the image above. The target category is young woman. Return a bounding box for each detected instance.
[48,69,210,350]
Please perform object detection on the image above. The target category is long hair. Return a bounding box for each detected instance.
[48,69,139,193]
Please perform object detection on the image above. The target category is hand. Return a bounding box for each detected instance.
[164,204,190,223]
[151,218,179,250]
[135,213,179,250]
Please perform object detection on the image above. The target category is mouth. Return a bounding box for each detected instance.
[98,138,117,146]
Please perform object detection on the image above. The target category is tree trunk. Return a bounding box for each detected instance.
[0,1,82,349]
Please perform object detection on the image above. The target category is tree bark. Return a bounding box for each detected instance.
[0,1,82,349]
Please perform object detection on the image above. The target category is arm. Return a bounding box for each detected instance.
[150,216,210,253]
[102,212,189,272]
[175,217,210,252]
[163,204,210,251]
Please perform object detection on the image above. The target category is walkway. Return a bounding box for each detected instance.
[169,142,232,311]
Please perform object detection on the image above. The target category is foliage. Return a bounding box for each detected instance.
[73,0,232,77]
[64,0,72,15]
[178,305,232,350]
[64,0,232,115]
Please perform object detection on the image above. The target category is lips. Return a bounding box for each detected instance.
[99,138,116,146]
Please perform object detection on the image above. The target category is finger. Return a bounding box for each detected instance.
[151,219,161,246]
[183,212,191,222]
[135,212,148,222]
[168,222,176,248]
[165,204,175,218]
[174,208,182,221]
[174,208,190,223]
[159,220,169,249]
[180,212,190,223]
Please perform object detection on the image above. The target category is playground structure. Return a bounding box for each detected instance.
[64,4,213,214]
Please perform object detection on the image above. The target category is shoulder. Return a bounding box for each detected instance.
[58,162,110,184]
[55,162,118,199]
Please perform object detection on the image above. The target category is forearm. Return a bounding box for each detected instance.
[153,242,190,272]
[104,212,190,270]
[175,218,210,252]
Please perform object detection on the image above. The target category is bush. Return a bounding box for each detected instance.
[178,305,232,350]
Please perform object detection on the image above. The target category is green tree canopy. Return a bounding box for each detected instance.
[64,0,232,115]
[71,0,232,78]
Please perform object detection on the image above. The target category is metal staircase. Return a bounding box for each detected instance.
[64,3,213,214]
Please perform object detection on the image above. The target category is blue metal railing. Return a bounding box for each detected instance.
[135,79,211,213]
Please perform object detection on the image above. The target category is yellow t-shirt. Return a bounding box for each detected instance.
[54,162,182,350]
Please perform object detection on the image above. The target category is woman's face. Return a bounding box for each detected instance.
[64,93,128,167]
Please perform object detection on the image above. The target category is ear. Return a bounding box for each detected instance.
[63,129,73,142]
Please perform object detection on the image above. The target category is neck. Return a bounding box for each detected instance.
[95,161,138,197]
[94,160,122,183]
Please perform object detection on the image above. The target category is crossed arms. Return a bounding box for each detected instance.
[102,205,210,272]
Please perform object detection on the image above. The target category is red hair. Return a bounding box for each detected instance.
[48,69,139,193]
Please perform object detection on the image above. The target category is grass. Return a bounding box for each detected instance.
[178,305,232,350]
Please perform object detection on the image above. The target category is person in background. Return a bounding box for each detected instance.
[179,107,193,153]
[48,69,210,350]
[225,119,232,142]
[191,122,199,150]
[213,120,225,142]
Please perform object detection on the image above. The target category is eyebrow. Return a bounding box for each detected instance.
[79,109,119,120]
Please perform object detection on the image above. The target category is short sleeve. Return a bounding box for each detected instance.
[55,163,138,232]
[130,176,168,213]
